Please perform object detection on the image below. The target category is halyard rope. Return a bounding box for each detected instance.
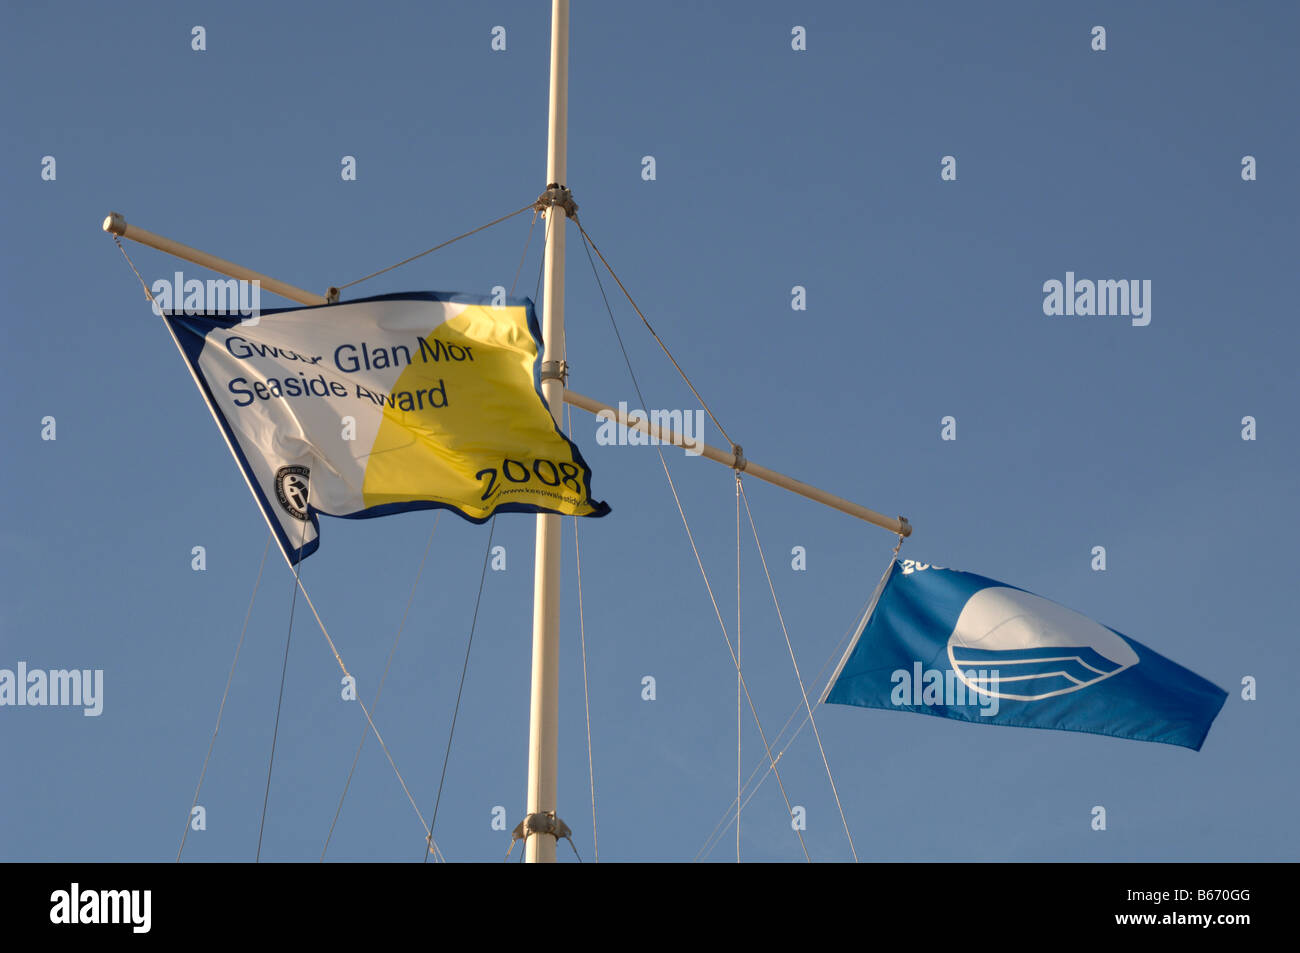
[178,534,270,861]
[256,517,311,861]
[335,203,536,292]
[322,515,440,861]
[740,481,859,862]
[579,224,810,862]
[422,517,496,863]
[567,404,600,862]
[576,222,737,450]
[695,555,896,861]
[113,235,443,861]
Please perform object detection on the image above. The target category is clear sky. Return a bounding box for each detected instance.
[2,0,1296,862]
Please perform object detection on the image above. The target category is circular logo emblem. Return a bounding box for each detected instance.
[275,465,311,521]
[946,586,1138,702]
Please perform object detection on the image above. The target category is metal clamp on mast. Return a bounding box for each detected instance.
[510,812,573,850]
[540,360,569,384]
[535,184,578,220]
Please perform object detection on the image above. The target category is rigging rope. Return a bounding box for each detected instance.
[321,515,440,861]
[289,560,446,861]
[334,203,536,292]
[108,239,328,862]
[576,223,737,450]
[512,210,539,297]
[578,226,809,862]
[256,519,310,861]
[736,474,742,863]
[534,207,553,304]
[113,235,156,304]
[567,404,600,862]
[740,482,859,862]
[178,534,270,862]
[422,516,497,863]
[657,439,810,861]
[694,587,879,860]
[694,551,899,861]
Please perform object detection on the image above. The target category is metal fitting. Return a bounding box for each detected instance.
[535,184,578,219]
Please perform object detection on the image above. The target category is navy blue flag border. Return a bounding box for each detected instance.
[158,290,611,565]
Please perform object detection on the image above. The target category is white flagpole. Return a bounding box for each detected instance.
[524,0,571,864]
[106,6,912,852]
[102,213,327,307]
[562,391,912,537]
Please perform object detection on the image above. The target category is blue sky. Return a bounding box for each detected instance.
[2,0,1296,862]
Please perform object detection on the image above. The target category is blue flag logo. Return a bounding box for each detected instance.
[824,560,1227,750]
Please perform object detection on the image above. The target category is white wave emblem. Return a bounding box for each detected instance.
[946,587,1138,701]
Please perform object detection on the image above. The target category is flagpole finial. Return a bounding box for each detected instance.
[102,212,127,236]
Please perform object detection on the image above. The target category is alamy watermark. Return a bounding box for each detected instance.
[1042,272,1150,327]
[50,883,150,933]
[150,270,261,324]
[0,662,103,716]
[595,402,705,456]
[891,661,1001,716]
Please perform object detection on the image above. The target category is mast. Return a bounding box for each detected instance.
[524,0,571,864]
[103,0,909,857]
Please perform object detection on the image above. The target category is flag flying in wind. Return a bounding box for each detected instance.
[163,291,610,563]
[824,559,1227,750]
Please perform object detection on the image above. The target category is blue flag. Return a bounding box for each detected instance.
[824,559,1227,750]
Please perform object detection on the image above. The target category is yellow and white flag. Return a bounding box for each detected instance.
[164,291,609,563]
